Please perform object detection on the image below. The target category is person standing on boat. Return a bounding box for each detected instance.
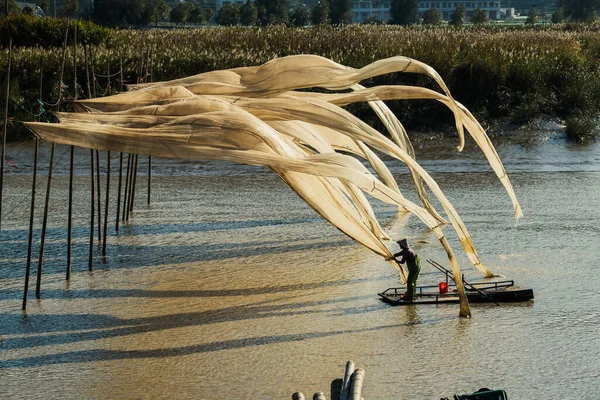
[393,238,421,302]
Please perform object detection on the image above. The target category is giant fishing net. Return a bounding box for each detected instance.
[24,55,522,317]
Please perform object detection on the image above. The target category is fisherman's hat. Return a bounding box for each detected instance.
[396,238,409,248]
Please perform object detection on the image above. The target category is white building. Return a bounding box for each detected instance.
[418,0,503,20]
[352,0,391,23]
[215,0,246,10]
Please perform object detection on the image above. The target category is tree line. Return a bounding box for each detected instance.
[0,0,598,26]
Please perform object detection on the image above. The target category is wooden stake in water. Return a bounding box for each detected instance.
[122,153,131,222]
[115,152,123,232]
[35,142,55,299]
[88,149,94,270]
[102,151,110,258]
[126,154,136,220]
[95,149,102,243]
[129,154,139,215]
[147,156,152,205]
[0,38,12,235]
[147,53,153,205]
[66,145,74,280]
[66,24,76,280]
[22,139,39,310]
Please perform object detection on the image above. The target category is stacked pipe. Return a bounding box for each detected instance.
[292,361,366,400]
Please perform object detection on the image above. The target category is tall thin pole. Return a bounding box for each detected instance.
[115,152,123,232]
[35,143,55,299]
[147,52,153,205]
[66,24,77,280]
[119,52,123,92]
[95,149,101,244]
[55,18,69,109]
[88,149,94,270]
[72,23,77,101]
[22,139,39,310]
[147,156,151,205]
[0,38,12,235]
[90,46,96,99]
[102,151,110,257]
[106,58,111,95]
[66,145,74,280]
[128,154,138,217]
[84,45,91,99]
[123,153,131,222]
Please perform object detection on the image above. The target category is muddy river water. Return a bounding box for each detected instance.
[1,127,599,399]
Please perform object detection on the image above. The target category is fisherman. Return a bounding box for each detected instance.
[393,238,421,302]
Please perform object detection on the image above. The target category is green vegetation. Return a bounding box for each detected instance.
[449,6,466,27]
[471,8,488,25]
[0,15,113,47]
[422,8,442,25]
[525,7,538,25]
[390,0,418,25]
[2,24,600,142]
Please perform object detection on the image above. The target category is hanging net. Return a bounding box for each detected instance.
[24,55,522,317]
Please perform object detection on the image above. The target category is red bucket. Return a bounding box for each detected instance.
[438,282,448,294]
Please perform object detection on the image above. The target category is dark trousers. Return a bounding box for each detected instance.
[405,257,421,298]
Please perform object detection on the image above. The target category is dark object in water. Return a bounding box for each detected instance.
[379,280,534,306]
[441,387,508,399]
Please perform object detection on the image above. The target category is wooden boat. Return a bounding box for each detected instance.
[378,280,534,306]
[379,259,534,306]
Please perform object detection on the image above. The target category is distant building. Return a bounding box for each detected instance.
[215,0,245,9]
[507,0,557,16]
[351,0,390,23]
[418,1,502,21]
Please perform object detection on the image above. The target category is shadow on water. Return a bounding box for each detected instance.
[0,218,324,243]
[0,237,352,280]
[1,323,410,369]
[0,275,389,304]
[0,291,428,368]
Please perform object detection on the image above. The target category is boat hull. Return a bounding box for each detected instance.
[378,281,534,306]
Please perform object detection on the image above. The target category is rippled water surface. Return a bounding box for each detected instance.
[1,129,599,399]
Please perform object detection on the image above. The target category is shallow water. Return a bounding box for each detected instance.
[1,129,599,399]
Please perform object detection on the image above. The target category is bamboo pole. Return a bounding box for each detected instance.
[0,38,11,235]
[90,46,96,99]
[147,52,153,205]
[115,152,123,232]
[84,45,91,99]
[119,52,123,92]
[129,154,138,214]
[105,57,111,94]
[72,23,77,100]
[147,156,151,205]
[22,139,39,310]
[102,151,110,257]
[122,153,131,222]
[55,18,69,109]
[95,149,101,243]
[66,24,77,280]
[35,143,55,299]
[88,149,94,270]
[66,145,74,280]
[126,154,136,220]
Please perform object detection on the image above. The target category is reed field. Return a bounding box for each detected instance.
[2,24,600,139]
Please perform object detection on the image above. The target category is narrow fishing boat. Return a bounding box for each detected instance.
[378,259,534,306]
